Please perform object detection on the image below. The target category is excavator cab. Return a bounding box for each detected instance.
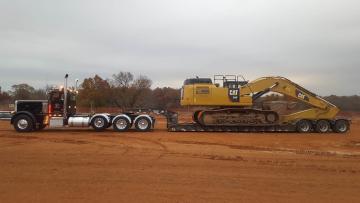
[213,75,249,103]
[214,75,248,88]
[180,75,253,106]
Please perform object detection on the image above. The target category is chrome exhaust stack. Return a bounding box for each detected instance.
[63,74,69,122]
[75,78,79,92]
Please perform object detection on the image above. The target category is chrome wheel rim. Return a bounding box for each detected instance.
[115,118,128,130]
[299,122,310,132]
[137,118,149,130]
[318,121,329,132]
[337,122,347,132]
[17,119,29,130]
[94,117,105,128]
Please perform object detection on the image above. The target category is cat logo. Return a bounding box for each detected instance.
[228,88,240,102]
[296,89,309,101]
[229,89,239,96]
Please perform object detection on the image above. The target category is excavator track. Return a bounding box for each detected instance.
[195,108,279,127]
[166,111,295,132]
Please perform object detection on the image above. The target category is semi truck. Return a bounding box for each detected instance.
[10,74,155,132]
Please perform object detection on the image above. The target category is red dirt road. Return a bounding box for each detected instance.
[1,118,360,203]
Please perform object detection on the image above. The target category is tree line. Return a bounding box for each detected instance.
[0,72,180,110]
[0,72,360,111]
[77,72,180,110]
[324,95,360,112]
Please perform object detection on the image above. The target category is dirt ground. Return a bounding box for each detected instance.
[1,116,360,203]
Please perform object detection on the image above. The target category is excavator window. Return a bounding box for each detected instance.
[214,75,248,88]
[223,81,248,88]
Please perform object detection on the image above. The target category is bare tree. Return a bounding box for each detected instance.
[152,87,180,109]
[129,75,153,108]
[132,75,152,89]
[112,72,134,88]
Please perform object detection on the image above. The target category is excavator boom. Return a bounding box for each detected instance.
[240,77,340,123]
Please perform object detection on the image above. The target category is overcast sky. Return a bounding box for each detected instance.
[0,0,359,95]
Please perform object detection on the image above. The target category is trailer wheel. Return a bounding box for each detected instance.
[13,114,34,132]
[333,119,349,133]
[91,116,108,131]
[315,120,330,133]
[113,116,131,132]
[135,116,151,132]
[296,119,312,133]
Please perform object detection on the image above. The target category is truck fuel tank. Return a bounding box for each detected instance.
[68,117,90,127]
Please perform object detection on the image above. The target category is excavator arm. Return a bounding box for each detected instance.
[240,77,340,123]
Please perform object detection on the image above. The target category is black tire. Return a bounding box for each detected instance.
[333,119,349,133]
[13,114,34,132]
[135,116,152,132]
[113,116,131,132]
[315,120,330,133]
[296,119,312,133]
[91,116,108,131]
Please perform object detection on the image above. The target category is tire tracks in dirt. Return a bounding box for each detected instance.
[121,135,169,160]
[174,140,360,158]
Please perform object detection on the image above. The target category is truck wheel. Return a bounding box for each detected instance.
[296,119,312,133]
[315,120,330,133]
[135,116,151,132]
[113,116,131,132]
[91,116,108,131]
[14,115,34,132]
[333,119,349,133]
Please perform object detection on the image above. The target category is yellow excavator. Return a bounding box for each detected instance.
[177,75,349,133]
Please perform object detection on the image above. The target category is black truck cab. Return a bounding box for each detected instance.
[11,88,77,132]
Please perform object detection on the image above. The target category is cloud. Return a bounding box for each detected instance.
[0,0,359,95]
